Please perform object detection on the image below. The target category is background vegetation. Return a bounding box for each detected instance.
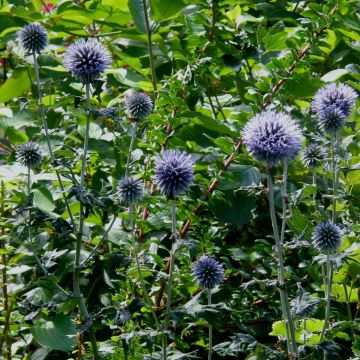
[0,0,359,359]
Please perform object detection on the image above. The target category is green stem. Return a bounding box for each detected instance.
[320,255,333,341]
[331,134,338,223]
[303,318,307,345]
[163,199,177,360]
[280,160,288,244]
[125,123,138,178]
[312,168,317,209]
[32,51,76,232]
[142,0,157,91]
[129,205,159,326]
[267,171,297,358]
[73,82,99,359]
[343,284,354,339]
[208,289,212,360]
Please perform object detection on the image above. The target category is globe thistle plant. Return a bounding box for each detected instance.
[312,221,342,254]
[154,150,194,199]
[302,143,326,168]
[63,38,112,84]
[117,177,143,204]
[19,23,48,54]
[16,141,42,168]
[243,110,303,166]
[125,93,153,120]
[312,83,358,133]
[193,256,224,289]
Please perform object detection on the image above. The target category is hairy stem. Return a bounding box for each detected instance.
[142,0,157,91]
[208,289,213,360]
[73,82,99,359]
[163,199,177,359]
[320,255,333,341]
[331,134,338,223]
[280,160,288,244]
[129,205,159,326]
[125,123,138,177]
[32,51,76,232]
[267,171,297,358]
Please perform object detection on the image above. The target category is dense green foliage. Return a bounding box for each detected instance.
[0,0,359,359]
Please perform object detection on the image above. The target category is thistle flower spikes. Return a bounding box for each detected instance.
[63,38,112,84]
[312,221,342,254]
[154,150,194,199]
[312,83,358,133]
[302,143,326,169]
[19,23,48,54]
[117,177,143,205]
[243,110,303,165]
[125,93,153,120]
[193,256,224,289]
[16,141,42,168]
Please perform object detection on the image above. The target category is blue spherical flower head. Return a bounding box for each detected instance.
[302,143,326,168]
[312,221,342,254]
[16,141,42,168]
[312,83,358,133]
[193,256,224,289]
[125,93,153,120]
[63,38,112,84]
[243,110,303,165]
[19,23,48,54]
[117,177,143,204]
[154,150,194,199]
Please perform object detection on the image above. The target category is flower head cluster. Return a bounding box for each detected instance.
[312,83,357,133]
[193,256,224,289]
[243,110,303,165]
[154,150,194,199]
[302,143,326,168]
[63,38,111,84]
[16,141,42,168]
[117,177,143,204]
[125,93,153,120]
[19,23,48,54]
[312,221,342,254]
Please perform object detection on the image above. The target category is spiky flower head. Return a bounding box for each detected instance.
[19,23,48,54]
[125,93,153,120]
[312,83,358,133]
[117,177,143,204]
[154,150,194,199]
[16,141,42,168]
[302,143,326,168]
[63,38,111,84]
[193,256,224,289]
[312,221,342,254]
[243,110,303,165]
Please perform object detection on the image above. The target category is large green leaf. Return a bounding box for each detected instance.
[33,188,56,213]
[0,68,35,104]
[150,0,186,21]
[31,314,77,352]
[128,0,147,33]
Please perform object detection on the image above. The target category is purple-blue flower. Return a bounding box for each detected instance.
[63,38,111,84]
[302,143,326,168]
[19,23,48,54]
[312,83,357,133]
[312,221,342,254]
[154,150,194,199]
[125,93,153,120]
[243,110,303,165]
[193,256,224,289]
[16,141,42,168]
[117,177,143,204]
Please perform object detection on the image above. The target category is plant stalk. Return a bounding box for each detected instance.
[331,134,338,223]
[125,123,138,177]
[73,81,99,359]
[267,171,297,358]
[141,0,157,91]
[312,168,317,209]
[32,51,76,232]
[208,289,213,360]
[280,160,288,244]
[320,255,333,341]
[163,199,177,360]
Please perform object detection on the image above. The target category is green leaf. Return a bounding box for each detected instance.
[31,314,77,352]
[33,188,56,213]
[321,69,349,82]
[150,0,186,21]
[128,0,147,33]
[0,68,34,104]
[5,126,29,144]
